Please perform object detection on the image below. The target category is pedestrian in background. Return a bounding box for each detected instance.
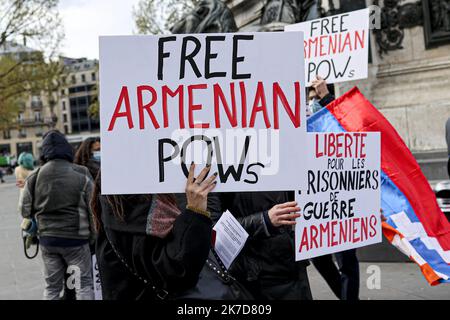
[19,130,95,300]
[15,152,35,190]
[74,137,101,179]
[91,163,217,300]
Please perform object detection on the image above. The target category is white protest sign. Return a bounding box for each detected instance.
[92,254,102,300]
[295,132,381,261]
[213,211,249,269]
[100,32,307,194]
[285,8,369,86]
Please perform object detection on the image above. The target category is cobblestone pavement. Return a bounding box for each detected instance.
[0,174,449,300]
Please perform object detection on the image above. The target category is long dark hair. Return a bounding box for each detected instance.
[90,170,177,232]
[74,137,100,166]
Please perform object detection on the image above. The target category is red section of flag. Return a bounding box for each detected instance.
[325,87,450,251]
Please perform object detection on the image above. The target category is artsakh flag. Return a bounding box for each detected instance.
[307,87,450,285]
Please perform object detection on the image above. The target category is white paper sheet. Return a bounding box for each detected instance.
[213,211,249,269]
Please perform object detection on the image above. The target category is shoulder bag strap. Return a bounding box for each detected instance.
[206,249,236,283]
[102,226,169,300]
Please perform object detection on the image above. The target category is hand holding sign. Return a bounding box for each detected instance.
[186,163,217,211]
[311,76,329,99]
[268,201,301,227]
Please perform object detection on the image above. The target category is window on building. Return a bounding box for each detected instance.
[81,74,86,82]
[64,125,69,134]
[71,75,76,84]
[70,95,100,133]
[16,142,32,155]
[0,143,11,154]
[34,112,41,122]
[63,114,68,123]
[61,89,65,96]
[91,72,96,81]
[18,112,24,123]
[2,130,11,140]
[62,101,66,111]
[18,128,26,138]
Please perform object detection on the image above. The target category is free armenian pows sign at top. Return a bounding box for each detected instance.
[99,33,307,194]
[285,8,369,86]
[295,132,381,260]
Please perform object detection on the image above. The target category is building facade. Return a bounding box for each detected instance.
[58,57,100,147]
[226,0,450,182]
[0,46,100,159]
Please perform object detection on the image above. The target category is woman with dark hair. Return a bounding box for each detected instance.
[91,163,217,300]
[74,137,101,179]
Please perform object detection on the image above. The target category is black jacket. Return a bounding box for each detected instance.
[207,191,309,283]
[319,93,335,108]
[85,158,100,180]
[95,196,212,300]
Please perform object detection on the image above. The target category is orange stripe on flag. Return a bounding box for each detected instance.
[419,263,441,286]
[382,222,403,242]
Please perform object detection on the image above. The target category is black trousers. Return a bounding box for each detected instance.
[240,266,313,300]
[311,249,360,300]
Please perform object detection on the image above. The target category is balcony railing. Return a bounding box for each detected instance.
[31,101,43,110]
[16,117,55,128]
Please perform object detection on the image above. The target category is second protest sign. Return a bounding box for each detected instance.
[295,132,381,260]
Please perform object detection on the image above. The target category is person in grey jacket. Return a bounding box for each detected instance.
[19,130,95,300]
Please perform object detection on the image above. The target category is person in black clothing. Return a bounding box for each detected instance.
[446,118,450,178]
[200,76,337,300]
[208,191,311,300]
[91,163,217,300]
[308,76,360,301]
[74,137,101,179]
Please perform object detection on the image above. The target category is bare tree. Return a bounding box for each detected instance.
[133,0,199,35]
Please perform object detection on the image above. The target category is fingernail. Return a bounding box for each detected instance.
[191,161,194,165]
[213,172,218,176]
[213,181,217,184]
[206,164,211,167]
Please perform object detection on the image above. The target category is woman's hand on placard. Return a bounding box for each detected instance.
[185,162,217,211]
[268,201,301,227]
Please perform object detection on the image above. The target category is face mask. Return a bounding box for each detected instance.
[308,98,323,114]
[92,151,101,161]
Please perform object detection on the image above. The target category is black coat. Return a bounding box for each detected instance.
[95,196,212,300]
[208,192,309,282]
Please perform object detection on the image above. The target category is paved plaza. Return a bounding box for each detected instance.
[0,174,449,300]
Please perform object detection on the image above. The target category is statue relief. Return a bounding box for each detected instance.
[430,0,450,32]
[260,0,321,25]
[170,0,238,34]
[423,0,450,48]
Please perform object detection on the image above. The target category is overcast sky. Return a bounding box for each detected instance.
[59,0,141,60]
